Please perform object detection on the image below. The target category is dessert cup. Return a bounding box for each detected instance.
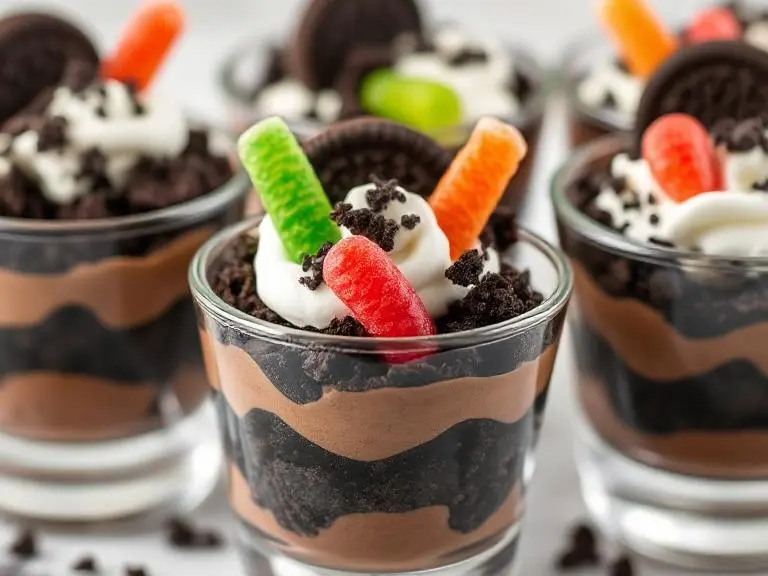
[218,40,547,209]
[0,168,250,522]
[562,35,634,148]
[553,135,768,570]
[190,215,572,576]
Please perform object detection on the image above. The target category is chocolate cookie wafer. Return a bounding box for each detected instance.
[0,12,99,123]
[635,41,768,148]
[302,117,452,203]
[288,0,423,90]
[335,45,396,118]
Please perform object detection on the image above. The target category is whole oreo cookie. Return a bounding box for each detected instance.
[0,12,99,123]
[302,117,452,203]
[635,41,768,147]
[288,0,423,91]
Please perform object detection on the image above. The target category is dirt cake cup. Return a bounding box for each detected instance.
[218,0,546,209]
[555,40,768,570]
[565,0,768,147]
[190,116,571,575]
[0,2,247,521]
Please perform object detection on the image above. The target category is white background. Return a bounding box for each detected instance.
[0,1,752,575]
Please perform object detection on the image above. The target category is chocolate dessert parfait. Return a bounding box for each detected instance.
[565,0,768,147]
[218,0,546,209]
[191,116,571,575]
[554,41,768,570]
[0,2,247,521]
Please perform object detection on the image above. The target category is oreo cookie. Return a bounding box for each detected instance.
[288,0,423,90]
[635,41,768,147]
[302,117,452,203]
[335,45,396,118]
[0,12,99,123]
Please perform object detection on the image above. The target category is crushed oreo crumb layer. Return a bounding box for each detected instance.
[401,213,420,229]
[445,250,484,287]
[438,265,543,333]
[36,115,68,152]
[366,176,406,212]
[9,529,37,559]
[299,242,333,290]
[72,555,99,572]
[712,116,768,152]
[331,202,399,252]
[125,567,149,576]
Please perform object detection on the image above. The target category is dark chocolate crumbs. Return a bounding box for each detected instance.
[602,91,618,109]
[447,47,489,67]
[649,236,675,247]
[125,567,148,576]
[320,316,368,336]
[445,250,484,287]
[36,115,68,152]
[401,214,420,229]
[166,517,224,550]
[72,556,99,572]
[438,266,543,333]
[609,556,634,576]
[555,523,600,571]
[299,242,333,291]
[487,206,518,252]
[366,176,406,212]
[649,213,660,226]
[8,529,37,559]
[330,202,399,252]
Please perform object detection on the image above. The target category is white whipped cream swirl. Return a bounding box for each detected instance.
[255,183,500,329]
[596,149,768,258]
[1,79,189,205]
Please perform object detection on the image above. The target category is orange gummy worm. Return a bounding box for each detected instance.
[599,0,678,78]
[429,117,527,261]
[102,0,185,90]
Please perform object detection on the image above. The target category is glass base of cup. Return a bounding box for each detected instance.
[235,519,522,576]
[0,402,221,522]
[576,420,768,571]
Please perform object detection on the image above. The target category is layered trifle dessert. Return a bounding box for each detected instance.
[191,115,571,574]
[0,0,245,521]
[555,39,768,568]
[219,0,544,208]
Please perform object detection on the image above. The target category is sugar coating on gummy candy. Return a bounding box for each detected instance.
[360,69,463,132]
[238,117,341,263]
[641,113,721,203]
[323,235,436,339]
[429,117,527,260]
[598,0,678,78]
[102,0,185,90]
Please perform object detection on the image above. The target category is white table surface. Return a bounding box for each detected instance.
[0,0,756,574]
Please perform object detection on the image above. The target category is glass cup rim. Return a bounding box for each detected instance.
[0,163,251,240]
[189,214,573,350]
[217,35,552,134]
[551,133,768,271]
[560,32,635,132]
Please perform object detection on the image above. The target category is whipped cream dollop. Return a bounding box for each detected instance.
[255,183,500,329]
[0,79,190,205]
[393,27,520,121]
[595,140,768,257]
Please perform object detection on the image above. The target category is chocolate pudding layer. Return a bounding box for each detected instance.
[0,203,243,441]
[559,144,768,479]
[201,314,561,571]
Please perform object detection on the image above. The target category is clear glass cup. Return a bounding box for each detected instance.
[0,167,250,522]
[190,215,572,576]
[217,39,548,209]
[553,135,768,571]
